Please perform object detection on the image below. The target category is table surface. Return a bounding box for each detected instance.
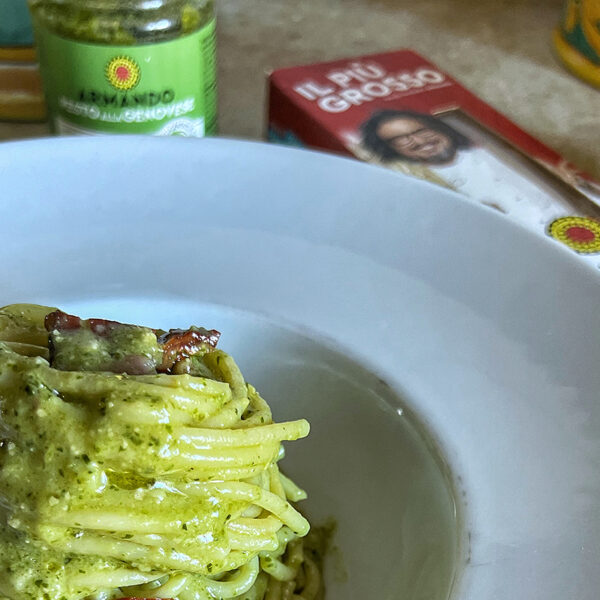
[3,0,598,179]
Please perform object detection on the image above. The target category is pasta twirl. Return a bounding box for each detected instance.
[0,304,324,600]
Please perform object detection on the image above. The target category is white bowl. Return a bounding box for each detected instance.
[1,137,599,600]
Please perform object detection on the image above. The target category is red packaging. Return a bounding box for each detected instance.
[268,49,600,263]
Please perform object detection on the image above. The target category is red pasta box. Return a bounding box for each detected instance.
[267,49,600,264]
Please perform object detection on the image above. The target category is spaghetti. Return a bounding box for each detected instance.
[0,304,322,600]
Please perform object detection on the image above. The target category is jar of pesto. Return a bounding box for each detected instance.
[28,0,217,136]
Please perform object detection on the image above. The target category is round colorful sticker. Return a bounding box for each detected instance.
[105,56,140,91]
[548,216,600,254]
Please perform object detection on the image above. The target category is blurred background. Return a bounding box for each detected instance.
[1,0,598,178]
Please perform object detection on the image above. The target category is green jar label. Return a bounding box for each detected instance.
[34,18,217,136]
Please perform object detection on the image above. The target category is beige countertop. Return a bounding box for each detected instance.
[3,0,598,178]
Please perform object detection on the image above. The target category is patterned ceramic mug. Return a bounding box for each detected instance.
[554,0,600,87]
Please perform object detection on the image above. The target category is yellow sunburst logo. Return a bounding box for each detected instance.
[548,216,600,254]
[105,56,140,91]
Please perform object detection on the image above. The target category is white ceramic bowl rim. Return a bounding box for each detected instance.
[0,137,599,600]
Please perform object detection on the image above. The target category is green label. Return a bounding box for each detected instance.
[35,19,217,136]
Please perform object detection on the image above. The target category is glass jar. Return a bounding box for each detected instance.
[28,0,217,136]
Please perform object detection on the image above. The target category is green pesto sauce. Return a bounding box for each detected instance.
[0,304,52,347]
[28,0,215,45]
[0,526,135,600]
[0,345,237,600]
[50,325,162,373]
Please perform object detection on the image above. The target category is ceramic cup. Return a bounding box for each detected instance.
[554,0,600,87]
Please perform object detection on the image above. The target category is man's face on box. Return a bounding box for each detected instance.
[376,117,456,164]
